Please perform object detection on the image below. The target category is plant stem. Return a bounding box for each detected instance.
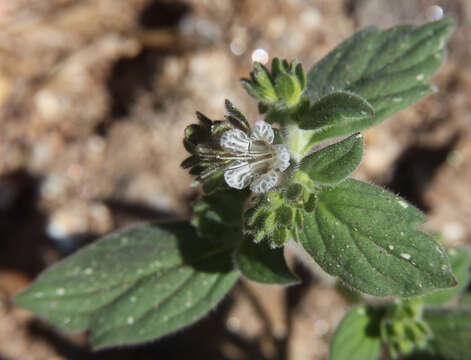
[284,123,313,162]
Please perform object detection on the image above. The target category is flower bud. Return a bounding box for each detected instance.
[381,300,432,359]
[243,183,317,248]
[241,58,306,111]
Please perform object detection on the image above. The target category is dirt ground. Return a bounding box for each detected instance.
[0,0,470,359]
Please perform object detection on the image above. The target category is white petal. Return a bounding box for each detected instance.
[251,120,274,144]
[250,170,279,193]
[273,144,290,171]
[220,129,250,153]
[224,162,253,189]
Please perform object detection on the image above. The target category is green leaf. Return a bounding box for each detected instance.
[305,17,454,143]
[330,305,383,360]
[416,308,471,360]
[297,133,363,186]
[15,222,239,349]
[298,92,374,137]
[192,188,249,240]
[422,247,470,305]
[299,179,456,296]
[234,238,299,285]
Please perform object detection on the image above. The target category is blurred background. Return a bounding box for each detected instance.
[0,0,470,359]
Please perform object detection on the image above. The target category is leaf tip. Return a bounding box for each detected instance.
[440,270,459,290]
[12,287,32,309]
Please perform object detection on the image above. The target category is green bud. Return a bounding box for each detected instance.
[381,300,432,359]
[267,191,284,207]
[287,183,304,200]
[276,205,296,227]
[415,321,432,339]
[392,298,423,320]
[264,211,277,234]
[282,59,290,71]
[295,63,306,89]
[249,210,269,232]
[271,227,291,247]
[275,73,301,107]
[396,338,414,356]
[241,58,306,111]
[243,181,322,248]
[393,321,405,338]
[271,57,283,78]
[244,205,277,243]
[295,210,304,230]
[408,320,432,345]
[254,230,266,243]
[304,193,317,212]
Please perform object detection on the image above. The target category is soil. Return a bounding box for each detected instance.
[1,0,470,359]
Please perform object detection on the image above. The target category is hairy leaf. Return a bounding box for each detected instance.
[330,306,383,360]
[192,188,249,240]
[299,179,456,296]
[235,238,299,285]
[15,222,239,349]
[298,92,374,134]
[305,17,454,143]
[298,133,363,186]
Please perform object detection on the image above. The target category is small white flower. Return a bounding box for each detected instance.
[219,120,290,193]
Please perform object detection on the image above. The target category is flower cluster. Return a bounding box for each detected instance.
[182,100,290,193]
[381,300,432,358]
[243,182,317,247]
